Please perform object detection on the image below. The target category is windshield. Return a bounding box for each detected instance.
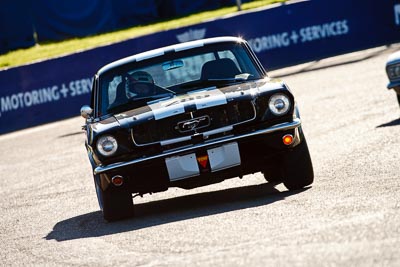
[98,42,263,115]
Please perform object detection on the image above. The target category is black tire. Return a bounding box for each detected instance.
[94,175,134,222]
[397,94,400,108]
[262,161,283,184]
[281,138,314,190]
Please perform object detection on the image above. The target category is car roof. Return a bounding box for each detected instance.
[97,36,245,75]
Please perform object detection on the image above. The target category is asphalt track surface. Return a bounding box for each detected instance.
[1,44,400,266]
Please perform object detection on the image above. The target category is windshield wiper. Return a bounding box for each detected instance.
[128,93,173,104]
[146,93,175,104]
[107,93,174,114]
[208,73,255,82]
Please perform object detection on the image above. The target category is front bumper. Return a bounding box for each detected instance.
[94,118,301,175]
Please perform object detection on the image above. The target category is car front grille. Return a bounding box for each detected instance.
[131,100,256,146]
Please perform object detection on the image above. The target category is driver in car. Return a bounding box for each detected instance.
[126,71,156,98]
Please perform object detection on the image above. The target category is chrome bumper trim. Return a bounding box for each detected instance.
[94,118,301,175]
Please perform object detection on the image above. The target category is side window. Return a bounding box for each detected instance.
[99,75,122,115]
[107,76,122,106]
[90,76,97,110]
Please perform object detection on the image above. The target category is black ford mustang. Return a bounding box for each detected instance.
[81,37,314,221]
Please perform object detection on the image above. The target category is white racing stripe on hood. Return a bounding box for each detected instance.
[188,88,227,110]
[148,88,227,120]
[148,101,185,120]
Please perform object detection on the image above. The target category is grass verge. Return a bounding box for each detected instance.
[0,0,285,70]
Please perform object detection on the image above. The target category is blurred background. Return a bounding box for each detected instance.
[0,0,250,54]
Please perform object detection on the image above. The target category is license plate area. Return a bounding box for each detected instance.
[165,142,241,181]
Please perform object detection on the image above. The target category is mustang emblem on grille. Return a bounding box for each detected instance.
[176,115,210,133]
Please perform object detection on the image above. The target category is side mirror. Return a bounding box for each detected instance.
[80,105,93,119]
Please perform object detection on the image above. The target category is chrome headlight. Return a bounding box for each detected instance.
[387,63,400,80]
[269,93,291,116]
[96,135,118,156]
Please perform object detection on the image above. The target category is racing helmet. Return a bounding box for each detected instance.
[126,71,155,97]
[127,71,154,85]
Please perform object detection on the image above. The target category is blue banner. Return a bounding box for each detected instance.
[1,0,399,134]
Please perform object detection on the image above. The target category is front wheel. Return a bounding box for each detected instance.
[397,93,400,108]
[94,175,134,222]
[281,138,314,190]
[262,158,283,184]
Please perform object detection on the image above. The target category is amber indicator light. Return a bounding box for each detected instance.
[282,134,294,145]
